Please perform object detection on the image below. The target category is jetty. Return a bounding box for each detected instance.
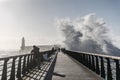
[52,51,101,80]
[0,48,120,80]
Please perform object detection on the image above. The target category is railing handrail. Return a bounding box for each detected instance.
[0,49,57,80]
[63,49,120,80]
[44,51,58,80]
[0,50,51,60]
[66,49,120,60]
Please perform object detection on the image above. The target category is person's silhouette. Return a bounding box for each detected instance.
[31,45,41,69]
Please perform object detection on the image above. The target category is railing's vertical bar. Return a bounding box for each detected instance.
[100,57,105,78]
[86,54,90,68]
[80,53,82,63]
[22,56,26,75]
[9,58,17,80]
[1,59,9,80]
[82,54,85,65]
[30,55,32,68]
[16,56,22,79]
[91,55,95,71]
[26,55,30,72]
[95,56,100,75]
[79,53,82,63]
[88,55,92,69]
[75,53,80,61]
[114,59,120,80]
[85,54,89,67]
[106,58,112,80]
[33,54,36,67]
[32,54,35,68]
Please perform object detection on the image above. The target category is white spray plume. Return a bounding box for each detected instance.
[56,13,120,56]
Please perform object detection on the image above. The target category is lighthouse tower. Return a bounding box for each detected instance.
[21,37,25,50]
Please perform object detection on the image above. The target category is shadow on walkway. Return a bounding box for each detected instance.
[53,72,66,77]
[22,62,51,80]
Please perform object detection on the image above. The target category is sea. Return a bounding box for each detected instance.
[0,50,20,58]
[0,45,53,58]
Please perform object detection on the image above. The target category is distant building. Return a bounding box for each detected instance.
[20,37,60,52]
[21,37,25,50]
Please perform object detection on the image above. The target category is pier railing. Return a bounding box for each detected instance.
[0,50,57,80]
[62,49,120,80]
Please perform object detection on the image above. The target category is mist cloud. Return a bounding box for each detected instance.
[56,13,120,56]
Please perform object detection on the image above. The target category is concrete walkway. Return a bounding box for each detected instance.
[52,52,103,80]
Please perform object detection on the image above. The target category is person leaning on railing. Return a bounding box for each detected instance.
[31,45,42,70]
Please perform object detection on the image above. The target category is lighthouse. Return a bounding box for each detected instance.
[21,37,25,50]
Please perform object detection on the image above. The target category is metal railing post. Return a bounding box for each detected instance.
[16,56,22,79]
[22,56,27,75]
[82,54,85,64]
[88,55,92,69]
[100,57,105,78]
[106,58,112,80]
[29,55,33,69]
[1,59,9,80]
[9,58,17,80]
[114,59,120,80]
[91,55,95,71]
[26,55,30,72]
[85,54,88,67]
[31,55,35,68]
[95,56,100,75]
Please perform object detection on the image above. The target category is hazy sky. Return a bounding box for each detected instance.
[0,0,120,50]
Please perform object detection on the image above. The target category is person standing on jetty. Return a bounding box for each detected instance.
[31,45,41,69]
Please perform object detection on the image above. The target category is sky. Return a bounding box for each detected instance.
[0,0,120,50]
